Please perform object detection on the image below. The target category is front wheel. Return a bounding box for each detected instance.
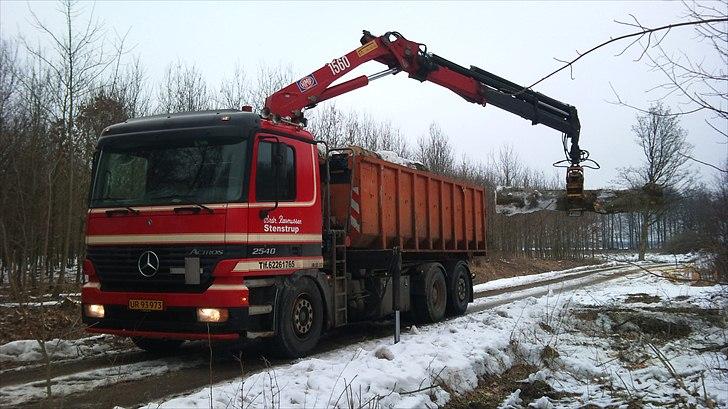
[132,337,183,354]
[274,277,324,358]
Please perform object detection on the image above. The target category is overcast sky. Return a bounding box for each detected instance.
[2,1,726,188]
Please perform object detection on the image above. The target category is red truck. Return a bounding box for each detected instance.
[82,31,587,357]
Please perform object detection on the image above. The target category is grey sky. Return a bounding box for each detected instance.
[2,1,726,188]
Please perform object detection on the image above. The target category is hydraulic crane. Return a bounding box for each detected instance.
[264,30,595,205]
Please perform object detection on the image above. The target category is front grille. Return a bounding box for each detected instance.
[86,305,248,333]
[87,245,244,292]
[106,305,197,323]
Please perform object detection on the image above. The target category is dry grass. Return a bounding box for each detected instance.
[444,363,570,409]
[0,299,84,345]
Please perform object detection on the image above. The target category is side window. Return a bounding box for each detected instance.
[256,141,296,202]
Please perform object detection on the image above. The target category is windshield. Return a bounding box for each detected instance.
[90,131,248,208]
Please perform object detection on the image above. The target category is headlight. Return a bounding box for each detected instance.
[84,304,105,318]
[197,308,228,323]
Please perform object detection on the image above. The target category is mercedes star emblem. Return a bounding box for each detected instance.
[137,251,160,277]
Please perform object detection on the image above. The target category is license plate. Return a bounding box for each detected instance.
[128,299,164,311]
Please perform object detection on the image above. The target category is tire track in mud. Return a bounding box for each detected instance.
[3,262,677,408]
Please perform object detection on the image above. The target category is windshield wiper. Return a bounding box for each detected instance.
[173,202,214,214]
[146,194,214,214]
[104,206,141,217]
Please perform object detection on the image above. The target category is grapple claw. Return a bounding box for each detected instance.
[565,165,585,215]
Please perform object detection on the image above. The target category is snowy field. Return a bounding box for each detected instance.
[1,258,722,408]
[142,267,726,408]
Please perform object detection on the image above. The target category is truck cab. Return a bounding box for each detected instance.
[82,110,327,355]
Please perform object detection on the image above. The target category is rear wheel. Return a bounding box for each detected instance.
[131,337,183,354]
[445,261,471,316]
[274,277,323,358]
[412,263,447,323]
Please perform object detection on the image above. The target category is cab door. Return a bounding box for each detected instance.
[242,134,323,276]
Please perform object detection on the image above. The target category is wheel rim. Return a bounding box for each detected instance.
[456,274,467,303]
[292,295,314,338]
[431,276,446,309]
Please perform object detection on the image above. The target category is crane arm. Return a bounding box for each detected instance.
[264,30,591,201]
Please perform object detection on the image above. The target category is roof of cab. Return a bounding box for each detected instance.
[101,110,260,137]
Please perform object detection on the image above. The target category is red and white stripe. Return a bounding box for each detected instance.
[350,186,361,233]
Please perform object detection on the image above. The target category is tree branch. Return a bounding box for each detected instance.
[523,17,728,91]
[679,152,728,173]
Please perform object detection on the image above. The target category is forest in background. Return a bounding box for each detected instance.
[1,1,725,290]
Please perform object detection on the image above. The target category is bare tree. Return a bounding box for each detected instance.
[308,103,409,156]
[0,40,20,286]
[638,2,726,134]
[606,2,728,174]
[416,122,454,174]
[246,63,294,112]
[524,0,727,171]
[492,143,523,187]
[111,57,151,118]
[157,60,212,113]
[619,103,693,260]
[308,103,346,148]
[22,0,121,284]
[712,160,728,279]
[0,40,19,128]
[217,63,248,110]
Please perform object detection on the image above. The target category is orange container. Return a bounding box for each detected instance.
[331,153,486,252]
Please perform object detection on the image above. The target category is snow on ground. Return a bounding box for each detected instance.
[0,335,124,364]
[598,251,705,265]
[472,261,620,294]
[520,279,727,407]
[0,292,81,308]
[0,299,80,308]
[144,266,726,409]
[0,355,204,407]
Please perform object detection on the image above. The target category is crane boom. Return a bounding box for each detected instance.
[264,30,590,203]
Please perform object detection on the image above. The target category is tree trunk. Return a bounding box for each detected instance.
[60,7,75,289]
[639,212,650,261]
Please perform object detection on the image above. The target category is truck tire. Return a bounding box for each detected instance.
[412,263,447,323]
[274,277,324,358]
[132,337,183,354]
[445,261,471,316]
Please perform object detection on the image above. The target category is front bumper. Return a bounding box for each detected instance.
[81,281,250,340]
